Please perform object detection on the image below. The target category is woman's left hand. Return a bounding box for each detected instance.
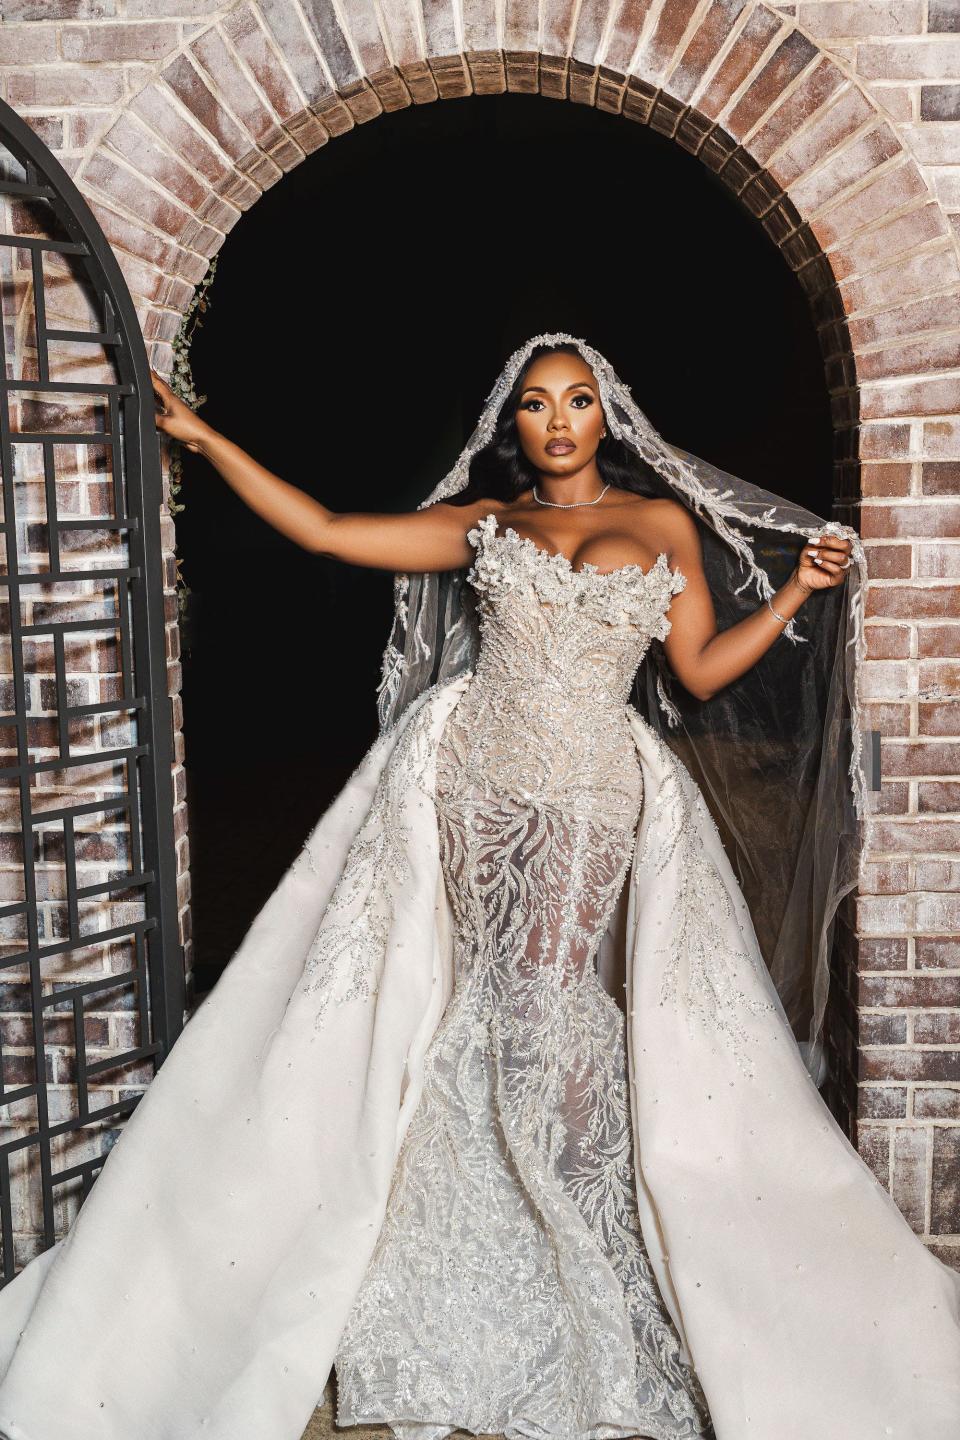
[793,532,854,594]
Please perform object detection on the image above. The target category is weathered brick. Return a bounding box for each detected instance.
[915,1087,960,1119]
[3,0,114,14]
[918,785,960,821]
[919,698,960,736]
[222,3,305,122]
[865,544,912,579]
[82,151,194,243]
[918,658,960,694]
[860,1011,908,1044]
[189,26,291,151]
[632,0,704,87]
[696,6,785,122]
[916,1013,960,1045]
[862,502,960,541]
[857,895,915,935]
[930,0,960,28]
[860,936,910,971]
[917,894,960,931]
[918,623,960,657]
[259,0,335,101]
[161,52,259,165]
[921,83,960,121]
[859,39,960,82]
[859,1084,908,1119]
[0,23,59,61]
[725,30,818,141]
[861,1049,960,1081]
[846,243,955,316]
[129,85,256,205]
[125,0,223,12]
[102,111,213,214]
[881,738,960,774]
[892,1124,929,1230]
[925,417,960,461]
[769,84,875,189]
[922,463,960,497]
[915,858,960,892]
[860,657,913,700]
[295,0,362,89]
[869,581,960,622]
[60,21,179,63]
[799,0,923,35]
[931,1128,960,1233]
[668,0,749,105]
[858,1124,892,1185]
[917,937,960,969]
[869,622,915,659]
[862,375,960,421]
[830,202,948,284]
[6,68,124,107]
[860,975,960,1007]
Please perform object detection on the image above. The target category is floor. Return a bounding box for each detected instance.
[302,1382,501,1440]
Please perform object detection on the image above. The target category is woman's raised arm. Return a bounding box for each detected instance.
[150,369,492,573]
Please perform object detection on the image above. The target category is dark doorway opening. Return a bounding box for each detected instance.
[178,91,834,996]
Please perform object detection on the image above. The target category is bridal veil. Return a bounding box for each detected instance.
[376,331,869,1085]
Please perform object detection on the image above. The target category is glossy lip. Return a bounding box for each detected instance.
[545,440,575,453]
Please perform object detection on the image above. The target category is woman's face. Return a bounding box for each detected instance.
[514,352,606,477]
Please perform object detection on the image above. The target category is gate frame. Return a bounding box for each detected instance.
[0,93,184,1277]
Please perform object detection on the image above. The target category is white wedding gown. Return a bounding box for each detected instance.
[0,512,958,1440]
[335,514,711,1440]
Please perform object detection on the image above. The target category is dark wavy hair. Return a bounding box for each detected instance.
[445,342,665,507]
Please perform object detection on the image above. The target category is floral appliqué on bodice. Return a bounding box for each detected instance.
[334,511,713,1440]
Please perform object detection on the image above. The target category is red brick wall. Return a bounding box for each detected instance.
[2,0,959,1265]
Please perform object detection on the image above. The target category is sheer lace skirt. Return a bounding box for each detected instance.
[333,701,714,1440]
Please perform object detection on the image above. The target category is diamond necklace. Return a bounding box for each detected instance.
[532,482,610,509]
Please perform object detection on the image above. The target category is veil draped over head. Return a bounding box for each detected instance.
[376,332,870,1084]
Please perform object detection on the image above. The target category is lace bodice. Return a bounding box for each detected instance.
[449,511,688,829]
[466,509,686,704]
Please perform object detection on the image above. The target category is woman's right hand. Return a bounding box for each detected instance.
[149,367,213,454]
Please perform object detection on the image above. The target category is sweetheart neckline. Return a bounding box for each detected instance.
[486,518,674,582]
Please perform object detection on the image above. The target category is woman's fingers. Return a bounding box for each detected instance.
[146,366,206,451]
[803,534,853,584]
[149,367,175,412]
[807,536,852,559]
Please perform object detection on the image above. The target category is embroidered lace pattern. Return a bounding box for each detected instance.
[334,514,714,1440]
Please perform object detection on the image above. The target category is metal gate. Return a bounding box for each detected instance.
[0,97,183,1283]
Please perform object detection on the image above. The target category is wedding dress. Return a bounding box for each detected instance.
[0,334,959,1440]
[334,514,712,1440]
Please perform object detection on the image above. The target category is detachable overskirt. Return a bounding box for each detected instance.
[0,673,956,1440]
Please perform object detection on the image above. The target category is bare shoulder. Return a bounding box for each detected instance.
[428,496,512,528]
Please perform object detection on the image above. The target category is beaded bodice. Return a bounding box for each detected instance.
[466,510,686,706]
[450,510,688,830]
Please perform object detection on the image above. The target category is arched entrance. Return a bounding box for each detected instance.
[3,0,958,1271]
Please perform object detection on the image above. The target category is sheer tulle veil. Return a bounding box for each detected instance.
[375,332,869,1084]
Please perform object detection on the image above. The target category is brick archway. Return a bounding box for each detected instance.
[5,0,959,1263]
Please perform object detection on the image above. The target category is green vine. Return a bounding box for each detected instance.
[166,254,218,618]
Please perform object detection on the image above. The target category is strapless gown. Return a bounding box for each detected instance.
[1,513,959,1440]
[334,512,712,1439]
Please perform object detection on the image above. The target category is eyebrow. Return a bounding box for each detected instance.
[520,381,596,395]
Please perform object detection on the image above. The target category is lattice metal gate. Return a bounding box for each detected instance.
[0,97,183,1283]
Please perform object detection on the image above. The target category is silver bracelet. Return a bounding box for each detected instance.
[766,596,789,625]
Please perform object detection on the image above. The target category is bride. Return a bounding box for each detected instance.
[0,333,957,1440]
